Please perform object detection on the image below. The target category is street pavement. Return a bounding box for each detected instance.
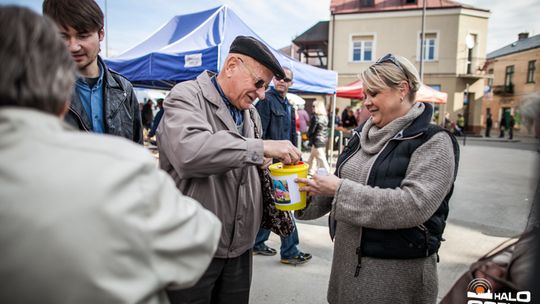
[250,135,539,304]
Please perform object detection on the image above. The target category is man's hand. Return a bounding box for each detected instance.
[261,157,272,169]
[262,140,302,164]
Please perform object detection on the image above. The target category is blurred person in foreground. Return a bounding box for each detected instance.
[157,35,301,304]
[521,92,540,144]
[43,0,143,143]
[0,6,221,304]
[295,54,459,304]
[520,92,540,302]
[307,100,331,176]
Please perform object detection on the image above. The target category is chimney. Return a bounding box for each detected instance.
[518,32,529,40]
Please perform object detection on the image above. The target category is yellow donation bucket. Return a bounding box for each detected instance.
[268,162,309,211]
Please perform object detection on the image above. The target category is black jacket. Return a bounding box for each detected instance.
[334,103,460,260]
[64,56,143,144]
[307,114,328,148]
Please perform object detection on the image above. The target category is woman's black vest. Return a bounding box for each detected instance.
[334,105,459,263]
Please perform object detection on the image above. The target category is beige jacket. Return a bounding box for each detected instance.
[157,71,265,258]
[0,108,221,304]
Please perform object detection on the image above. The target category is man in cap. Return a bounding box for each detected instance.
[158,36,302,303]
[0,6,220,303]
[43,0,143,143]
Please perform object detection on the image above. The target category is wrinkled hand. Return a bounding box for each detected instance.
[263,140,302,164]
[296,174,342,196]
[260,157,273,169]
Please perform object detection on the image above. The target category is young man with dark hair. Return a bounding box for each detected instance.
[43,0,142,143]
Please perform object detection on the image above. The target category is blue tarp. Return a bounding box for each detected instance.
[105,6,337,94]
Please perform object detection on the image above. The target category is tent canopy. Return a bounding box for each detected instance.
[336,79,364,99]
[105,6,337,94]
[416,84,447,104]
[336,80,447,104]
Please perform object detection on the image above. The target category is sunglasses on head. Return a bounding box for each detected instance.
[375,53,410,83]
[236,57,269,90]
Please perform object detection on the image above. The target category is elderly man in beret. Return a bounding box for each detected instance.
[157,36,302,304]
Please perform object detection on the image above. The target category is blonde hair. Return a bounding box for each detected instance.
[312,100,327,116]
[359,55,420,102]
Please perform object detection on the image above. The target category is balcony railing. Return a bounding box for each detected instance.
[492,84,514,96]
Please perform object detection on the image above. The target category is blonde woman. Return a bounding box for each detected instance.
[307,100,331,175]
[296,54,459,304]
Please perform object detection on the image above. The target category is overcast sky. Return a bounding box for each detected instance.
[6,0,540,56]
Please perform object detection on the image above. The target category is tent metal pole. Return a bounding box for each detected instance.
[329,93,337,168]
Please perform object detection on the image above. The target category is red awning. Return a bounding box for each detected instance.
[336,80,364,99]
[416,84,447,104]
[336,80,447,104]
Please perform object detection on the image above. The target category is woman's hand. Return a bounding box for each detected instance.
[296,174,342,196]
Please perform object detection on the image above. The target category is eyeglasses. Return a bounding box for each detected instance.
[375,53,409,83]
[236,57,268,90]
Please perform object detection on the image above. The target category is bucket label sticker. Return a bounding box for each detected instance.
[271,174,300,205]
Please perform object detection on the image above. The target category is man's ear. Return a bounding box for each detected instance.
[223,56,239,77]
[98,28,105,42]
[58,100,70,119]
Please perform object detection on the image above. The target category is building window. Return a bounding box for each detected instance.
[351,36,373,62]
[504,65,514,93]
[404,0,417,4]
[527,60,536,83]
[487,68,494,88]
[360,0,374,7]
[418,33,437,61]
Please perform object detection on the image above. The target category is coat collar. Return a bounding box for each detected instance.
[266,87,289,104]
[196,71,255,136]
[401,102,433,137]
[99,56,122,89]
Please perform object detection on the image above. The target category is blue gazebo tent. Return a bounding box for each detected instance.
[105,5,337,94]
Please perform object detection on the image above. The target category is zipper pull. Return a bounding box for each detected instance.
[354,264,361,277]
[354,246,362,277]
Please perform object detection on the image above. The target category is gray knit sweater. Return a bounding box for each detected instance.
[297,103,455,304]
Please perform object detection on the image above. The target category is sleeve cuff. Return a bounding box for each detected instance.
[245,138,264,165]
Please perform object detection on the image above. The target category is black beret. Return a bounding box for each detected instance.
[229,35,285,79]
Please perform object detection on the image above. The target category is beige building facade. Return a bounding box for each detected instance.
[329,0,490,132]
[484,33,540,135]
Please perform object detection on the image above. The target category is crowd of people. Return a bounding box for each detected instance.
[1,1,538,304]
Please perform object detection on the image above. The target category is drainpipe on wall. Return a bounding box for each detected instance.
[419,0,427,81]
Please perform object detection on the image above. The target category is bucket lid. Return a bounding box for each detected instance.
[269,162,309,174]
[284,161,305,168]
